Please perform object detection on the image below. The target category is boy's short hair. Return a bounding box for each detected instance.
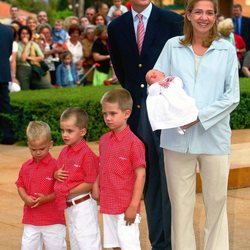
[101,88,133,111]
[26,121,51,142]
[60,107,88,129]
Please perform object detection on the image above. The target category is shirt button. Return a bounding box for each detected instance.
[137,105,141,109]
[140,84,144,88]
[138,63,142,68]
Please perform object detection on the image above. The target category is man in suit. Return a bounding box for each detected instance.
[0,23,15,144]
[233,4,250,50]
[108,1,183,249]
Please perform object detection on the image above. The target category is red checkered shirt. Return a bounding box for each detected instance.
[15,153,65,226]
[99,126,146,214]
[54,140,98,209]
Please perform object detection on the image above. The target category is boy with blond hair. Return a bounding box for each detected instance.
[93,89,146,250]
[16,121,66,250]
[54,107,101,250]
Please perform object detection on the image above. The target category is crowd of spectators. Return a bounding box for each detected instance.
[3,2,250,91]
[4,0,130,91]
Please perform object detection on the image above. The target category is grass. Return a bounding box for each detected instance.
[239,77,250,93]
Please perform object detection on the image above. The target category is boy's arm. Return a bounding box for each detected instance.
[69,182,93,195]
[91,175,99,201]
[17,187,37,207]
[124,167,146,225]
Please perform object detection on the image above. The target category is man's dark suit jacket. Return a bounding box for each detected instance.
[108,5,183,133]
[0,23,13,83]
[234,16,250,51]
[108,5,183,249]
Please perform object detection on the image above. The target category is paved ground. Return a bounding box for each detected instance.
[0,129,249,249]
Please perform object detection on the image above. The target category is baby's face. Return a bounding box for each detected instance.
[146,70,165,85]
[113,0,122,7]
[55,22,63,30]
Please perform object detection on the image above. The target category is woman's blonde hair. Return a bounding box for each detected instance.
[217,18,234,37]
[180,0,219,47]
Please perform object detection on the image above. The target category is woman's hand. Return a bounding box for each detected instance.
[181,118,199,130]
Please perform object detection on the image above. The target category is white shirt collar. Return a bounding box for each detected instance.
[131,2,152,21]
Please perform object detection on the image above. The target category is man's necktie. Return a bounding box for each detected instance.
[137,13,145,54]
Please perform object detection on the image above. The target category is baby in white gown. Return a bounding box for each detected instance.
[146,69,198,134]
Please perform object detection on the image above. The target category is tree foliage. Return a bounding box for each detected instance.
[174,0,185,6]
[10,0,49,13]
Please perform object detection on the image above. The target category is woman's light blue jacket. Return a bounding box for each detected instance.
[154,36,240,154]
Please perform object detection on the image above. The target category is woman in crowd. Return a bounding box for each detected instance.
[26,16,42,45]
[80,16,90,30]
[16,26,51,90]
[93,13,107,26]
[154,0,240,249]
[65,24,84,79]
[92,24,110,86]
[217,18,246,72]
[82,24,96,84]
[63,16,79,32]
[38,23,65,86]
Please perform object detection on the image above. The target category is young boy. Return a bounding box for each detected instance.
[54,107,101,250]
[15,121,66,250]
[93,89,146,250]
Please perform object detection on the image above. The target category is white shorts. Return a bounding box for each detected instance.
[103,213,141,250]
[21,224,66,250]
[66,194,101,250]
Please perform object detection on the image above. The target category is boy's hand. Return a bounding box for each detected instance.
[54,167,69,182]
[124,206,137,226]
[91,184,99,202]
[24,195,37,207]
[32,193,47,208]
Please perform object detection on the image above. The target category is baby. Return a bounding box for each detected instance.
[146,69,199,134]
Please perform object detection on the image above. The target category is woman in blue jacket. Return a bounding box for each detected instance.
[154,0,240,249]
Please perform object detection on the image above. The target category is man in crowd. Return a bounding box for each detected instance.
[233,4,250,50]
[38,11,49,25]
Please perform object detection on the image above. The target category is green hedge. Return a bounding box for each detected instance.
[6,80,250,145]
[9,85,118,145]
